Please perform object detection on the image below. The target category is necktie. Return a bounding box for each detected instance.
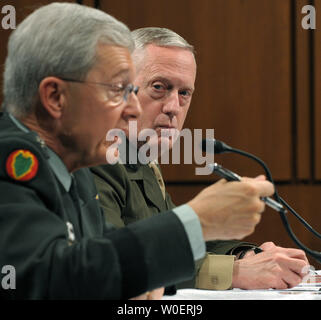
[149,160,166,200]
[68,176,83,237]
[69,177,82,213]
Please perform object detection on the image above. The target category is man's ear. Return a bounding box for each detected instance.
[38,77,66,119]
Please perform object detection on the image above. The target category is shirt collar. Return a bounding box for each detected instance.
[8,113,29,133]
[8,113,72,192]
[46,148,72,192]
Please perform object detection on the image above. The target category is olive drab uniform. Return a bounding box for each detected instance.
[91,162,258,290]
[0,112,196,299]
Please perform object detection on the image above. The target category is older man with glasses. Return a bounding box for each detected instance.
[0,3,275,299]
[91,27,310,294]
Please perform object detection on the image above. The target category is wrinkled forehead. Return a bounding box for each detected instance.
[136,45,196,86]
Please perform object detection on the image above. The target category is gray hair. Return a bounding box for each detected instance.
[131,27,194,53]
[131,27,195,72]
[3,2,134,117]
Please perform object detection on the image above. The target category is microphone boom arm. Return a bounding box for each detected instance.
[203,139,321,263]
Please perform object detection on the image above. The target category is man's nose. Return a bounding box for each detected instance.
[162,91,180,118]
[123,91,142,120]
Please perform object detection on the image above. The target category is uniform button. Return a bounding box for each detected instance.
[211,276,218,285]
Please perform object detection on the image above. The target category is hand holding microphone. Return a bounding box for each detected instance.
[188,176,275,241]
[202,138,321,263]
[209,163,286,214]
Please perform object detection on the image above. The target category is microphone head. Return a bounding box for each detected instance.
[201,139,232,154]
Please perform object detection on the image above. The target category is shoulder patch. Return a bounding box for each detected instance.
[6,149,39,181]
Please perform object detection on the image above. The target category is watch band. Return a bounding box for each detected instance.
[238,247,263,259]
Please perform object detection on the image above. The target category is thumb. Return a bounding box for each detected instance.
[241,175,266,182]
[254,175,266,181]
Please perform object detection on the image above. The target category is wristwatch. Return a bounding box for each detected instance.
[238,247,263,259]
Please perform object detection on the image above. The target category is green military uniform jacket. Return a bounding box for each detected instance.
[0,112,197,299]
[91,162,257,290]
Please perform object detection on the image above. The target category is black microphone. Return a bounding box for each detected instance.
[202,138,321,263]
[202,138,274,182]
[201,138,233,154]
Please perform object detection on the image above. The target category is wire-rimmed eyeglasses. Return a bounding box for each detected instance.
[59,77,139,107]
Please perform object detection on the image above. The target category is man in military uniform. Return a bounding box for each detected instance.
[91,27,309,292]
[0,3,277,299]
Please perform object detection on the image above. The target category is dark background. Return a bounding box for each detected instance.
[1,0,320,268]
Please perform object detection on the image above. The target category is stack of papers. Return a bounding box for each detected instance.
[163,270,321,300]
[280,269,321,292]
